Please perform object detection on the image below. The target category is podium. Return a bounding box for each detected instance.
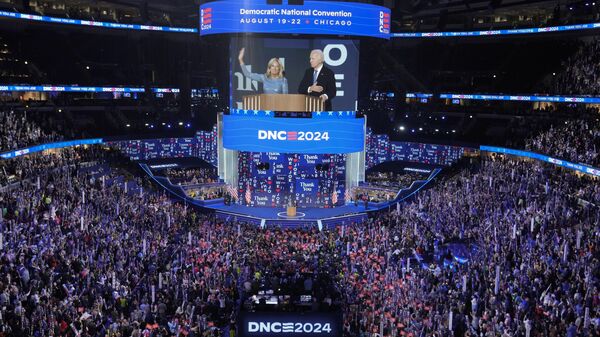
[286,205,297,217]
[243,94,323,112]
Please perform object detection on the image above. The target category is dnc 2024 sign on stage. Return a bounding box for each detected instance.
[200,0,390,39]
[222,115,365,154]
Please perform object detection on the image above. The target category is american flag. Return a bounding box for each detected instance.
[226,184,238,200]
[345,187,353,203]
[245,182,252,205]
[331,189,338,205]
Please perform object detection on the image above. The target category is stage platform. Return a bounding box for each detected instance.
[205,203,374,229]
[139,160,443,229]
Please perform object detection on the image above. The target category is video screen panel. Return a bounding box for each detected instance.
[230,37,359,111]
[238,152,346,208]
[238,311,342,337]
[201,1,390,39]
[223,115,364,154]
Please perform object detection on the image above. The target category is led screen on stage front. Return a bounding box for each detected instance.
[201,1,390,39]
[238,152,346,208]
[230,37,359,111]
[223,115,364,154]
[238,312,342,337]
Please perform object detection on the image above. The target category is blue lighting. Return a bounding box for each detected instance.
[1,139,104,159]
[393,22,600,38]
[480,146,600,177]
[0,10,196,33]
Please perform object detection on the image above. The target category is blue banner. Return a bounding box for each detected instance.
[201,0,390,39]
[223,115,364,154]
[406,93,433,98]
[393,22,600,38]
[406,92,600,104]
[0,10,196,33]
[480,146,600,177]
[440,93,600,103]
[0,85,180,93]
[1,138,104,159]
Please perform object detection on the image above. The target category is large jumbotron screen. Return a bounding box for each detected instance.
[230,37,359,111]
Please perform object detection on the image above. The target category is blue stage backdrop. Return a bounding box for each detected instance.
[201,0,390,39]
[223,115,364,154]
[238,152,346,208]
[230,37,359,111]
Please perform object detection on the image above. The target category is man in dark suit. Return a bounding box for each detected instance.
[298,49,336,111]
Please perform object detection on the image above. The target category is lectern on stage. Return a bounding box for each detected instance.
[243,94,324,112]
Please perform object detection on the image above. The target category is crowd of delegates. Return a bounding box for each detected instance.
[366,172,426,190]
[352,188,398,204]
[164,168,219,186]
[0,110,62,153]
[552,38,600,96]
[525,119,600,167]
[0,144,599,336]
[0,146,110,187]
[338,156,599,336]
[0,147,340,337]
[185,186,225,200]
[0,148,238,337]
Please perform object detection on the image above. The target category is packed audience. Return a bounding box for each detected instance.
[0,147,599,337]
[185,186,225,200]
[366,172,425,190]
[0,110,62,153]
[526,119,600,167]
[0,146,110,187]
[164,168,219,186]
[339,156,599,336]
[1,148,236,337]
[352,188,398,204]
[552,38,600,96]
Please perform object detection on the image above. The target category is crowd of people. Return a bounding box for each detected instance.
[525,119,600,167]
[552,38,600,96]
[352,188,398,204]
[0,147,237,337]
[366,172,425,190]
[0,146,113,187]
[164,168,219,186]
[185,186,225,201]
[1,141,598,336]
[338,156,599,336]
[0,110,62,153]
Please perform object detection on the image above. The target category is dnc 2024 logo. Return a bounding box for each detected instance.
[247,322,333,334]
[257,130,330,141]
[201,7,212,30]
[379,11,390,34]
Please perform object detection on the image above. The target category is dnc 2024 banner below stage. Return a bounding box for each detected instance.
[223,115,364,154]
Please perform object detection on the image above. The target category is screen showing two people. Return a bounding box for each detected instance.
[230,37,359,111]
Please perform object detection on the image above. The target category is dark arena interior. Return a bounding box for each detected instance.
[0,0,599,336]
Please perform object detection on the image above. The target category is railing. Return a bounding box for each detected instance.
[480,146,600,177]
